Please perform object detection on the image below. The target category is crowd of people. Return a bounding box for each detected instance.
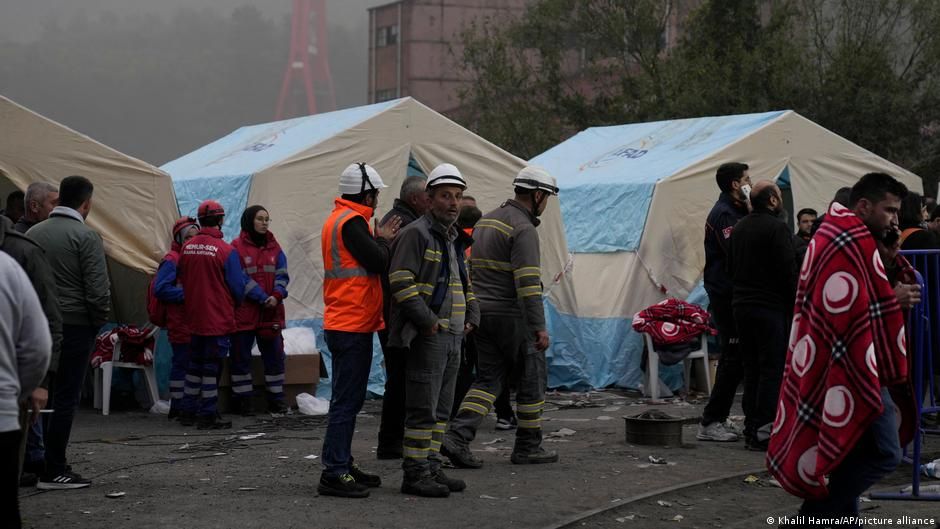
[0,159,563,526]
[699,164,926,524]
[1,159,932,524]
[315,161,560,498]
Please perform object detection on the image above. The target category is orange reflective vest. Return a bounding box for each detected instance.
[463,227,473,260]
[321,198,384,332]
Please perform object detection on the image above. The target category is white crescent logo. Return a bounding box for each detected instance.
[898,328,907,357]
[788,314,802,350]
[660,322,679,337]
[865,342,878,376]
[797,446,820,485]
[772,401,786,435]
[791,335,816,378]
[800,239,816,281]
[829,202,852,218]
[872,249,888,282]
[822,385,855,428]
[822,272,859,314]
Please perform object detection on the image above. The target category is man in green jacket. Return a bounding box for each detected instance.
[0,216,61,486]
[443,165,559,469]
[27,175,110,489]
[388,163,480,497]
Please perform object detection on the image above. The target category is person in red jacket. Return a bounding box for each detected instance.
[153,216,199,420]
[230,205,289,415]
[177,200,266,429]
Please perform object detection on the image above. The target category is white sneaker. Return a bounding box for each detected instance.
[697,421,740,442]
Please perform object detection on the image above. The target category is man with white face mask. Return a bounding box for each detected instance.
[698,162,751,442]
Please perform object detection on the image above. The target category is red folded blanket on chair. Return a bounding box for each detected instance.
[91,326,155,368]
[632,298,716,347]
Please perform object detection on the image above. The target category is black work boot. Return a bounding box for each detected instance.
[178,411,196,426]
[401,474,450,498]
[510,447,558,465]
[197,413,232,430]
[349,463,381,488]
[441,437,483,469]
[318,473,369,498]
[268,400,289,415]
[232,398,255,417]
[432,469,466,492]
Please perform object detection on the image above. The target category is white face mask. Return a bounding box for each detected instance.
[740,184,752,201]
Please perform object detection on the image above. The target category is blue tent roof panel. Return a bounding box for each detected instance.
[162,99,403,181]
[531,110,786,252]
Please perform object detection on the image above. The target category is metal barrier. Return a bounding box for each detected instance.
[871,249,940,501]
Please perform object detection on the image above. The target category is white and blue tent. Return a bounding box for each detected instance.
[162,97,570,395]
[532,110,921,392]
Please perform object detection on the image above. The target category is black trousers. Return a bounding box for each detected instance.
[377,330,407,452]
[2,429,22,529]
[701,296,744,426]
[44,324,97,476]
[735,304,788,439]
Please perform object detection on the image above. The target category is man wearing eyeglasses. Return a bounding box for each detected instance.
[318,163,401,498]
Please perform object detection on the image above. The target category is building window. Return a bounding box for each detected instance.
[375,89,396,102]
[375,25,398,48]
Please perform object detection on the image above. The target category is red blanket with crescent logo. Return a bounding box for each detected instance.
[631,298,716,347]
[767,202,915,500]
[91,326,156,368]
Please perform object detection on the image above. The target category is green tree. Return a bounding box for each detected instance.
[454,0,940,187]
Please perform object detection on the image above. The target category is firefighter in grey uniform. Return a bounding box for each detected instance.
[387,163,480,497]
[442,165,559,468]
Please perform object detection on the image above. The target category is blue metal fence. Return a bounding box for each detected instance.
[871,249,940,500]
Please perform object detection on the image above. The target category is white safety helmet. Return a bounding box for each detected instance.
[426,163,467,190]
[513,165,558,195]
[339,163,387,195]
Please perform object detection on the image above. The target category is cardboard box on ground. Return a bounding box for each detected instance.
[217,327,323,412]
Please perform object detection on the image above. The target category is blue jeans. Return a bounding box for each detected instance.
[799,387,903,521]
[321,330,373,477]
[44,324,98,476]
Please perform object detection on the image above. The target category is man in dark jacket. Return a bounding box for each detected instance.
[27,175,110,489]
[729,181,798,451]
[15,183,58,234]
[11,181,59,484]
[0,216,61,486]
[388,163,479,497]
[377,175,428,459]
[698,162,750,442]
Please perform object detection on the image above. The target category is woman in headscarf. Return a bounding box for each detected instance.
[229,205,290,415]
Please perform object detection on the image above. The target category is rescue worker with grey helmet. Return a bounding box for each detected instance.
[387,163,480,497]
[318,163,401,498]
[442,165,559,468]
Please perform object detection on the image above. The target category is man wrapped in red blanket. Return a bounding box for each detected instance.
[767,173,919,522]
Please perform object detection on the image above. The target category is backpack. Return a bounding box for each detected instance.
[147,275,167,327]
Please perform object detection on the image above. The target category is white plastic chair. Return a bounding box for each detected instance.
[643,333,712,400]
[93,327,160,415]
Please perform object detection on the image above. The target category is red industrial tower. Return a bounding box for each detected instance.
[275,0,336,120]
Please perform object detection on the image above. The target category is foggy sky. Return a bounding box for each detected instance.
[0,0,386,42]
[0,0,390,164]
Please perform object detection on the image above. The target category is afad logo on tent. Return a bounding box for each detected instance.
[580,139,650,170]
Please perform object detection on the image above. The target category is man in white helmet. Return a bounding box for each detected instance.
[318,163,401,498]
[443,165,559,468]
[387,163,479,497]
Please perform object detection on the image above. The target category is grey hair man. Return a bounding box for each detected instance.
[15,183,58,234]
[377,174,430,460]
